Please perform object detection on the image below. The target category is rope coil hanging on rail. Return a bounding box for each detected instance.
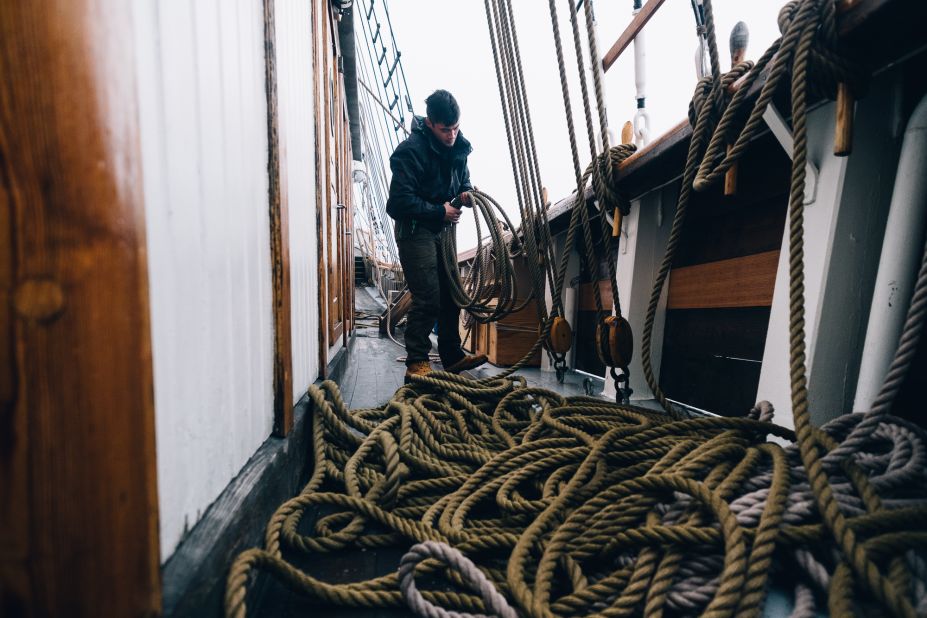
[225,0,927,616]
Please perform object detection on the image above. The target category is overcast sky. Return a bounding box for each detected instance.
[382,0,789,248]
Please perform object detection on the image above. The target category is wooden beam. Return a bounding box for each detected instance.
[313,0,329,378]
[668,251,780,309]
[602,0,668,73]
[264,0,293,437]
[0,1,160,615]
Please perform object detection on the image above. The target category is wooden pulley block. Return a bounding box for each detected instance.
[595,319,611,366]
[605,316,634,368]
[548,316,573,354]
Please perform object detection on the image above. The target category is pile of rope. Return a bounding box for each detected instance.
[224,0,927,615]
[225,358,927,617]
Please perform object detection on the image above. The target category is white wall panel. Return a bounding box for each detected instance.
[277,0,320,399]
[133,0,274,561]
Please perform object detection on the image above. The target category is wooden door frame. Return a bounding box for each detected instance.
[0,2,160,615]
[325,5,344,348]
[263,0,294,437]
[312,0,329,377]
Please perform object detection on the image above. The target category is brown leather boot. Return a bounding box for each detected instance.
[444,354,488,374]
[404,360,433,383]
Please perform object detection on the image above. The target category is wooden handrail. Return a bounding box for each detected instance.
[601,0,668,73]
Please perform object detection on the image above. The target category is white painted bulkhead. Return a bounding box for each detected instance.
[603,185,674,402]
[277,0,321,397]
[758,75,903,428]
[133,0,322,561]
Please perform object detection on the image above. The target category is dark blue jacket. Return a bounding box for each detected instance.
[386,115,473,235]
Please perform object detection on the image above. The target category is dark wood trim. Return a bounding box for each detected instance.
[601,0,669,73]
[667,251,779,309]
[0,2,160,615]
[264,0,294,437]
[312,0,329,378]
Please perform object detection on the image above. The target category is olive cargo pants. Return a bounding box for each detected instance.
[397,224,465,368]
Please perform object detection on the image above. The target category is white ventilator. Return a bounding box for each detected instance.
[632,0,650,146]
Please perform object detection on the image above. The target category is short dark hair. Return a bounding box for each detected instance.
[425,90,460,126]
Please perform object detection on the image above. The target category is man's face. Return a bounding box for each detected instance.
[425,118,460,148]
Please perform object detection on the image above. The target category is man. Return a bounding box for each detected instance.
[386,89,488,380]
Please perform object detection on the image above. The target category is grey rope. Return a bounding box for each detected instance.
[399,541,519,618]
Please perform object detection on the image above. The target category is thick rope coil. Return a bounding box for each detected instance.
[399,541,519,618]
[224,370,927,617]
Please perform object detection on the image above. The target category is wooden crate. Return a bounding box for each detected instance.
[459,301,542,366]
[488,304,542,367]
[459,316,490,355]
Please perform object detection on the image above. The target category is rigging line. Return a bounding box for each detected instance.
[357,87,394,213]
[357,47,401,168]
[496,0,559,304]
[358,94,400,261]
[483,0,555,319]
[357,100,397,261]
[358,0,410,131]
[381,0,415,113]
[580,0,628,321]
[359,83,403,222]
[369,0,404,105]
[359,78,410,136]
[355,95,389,246]
[356,0,404,150]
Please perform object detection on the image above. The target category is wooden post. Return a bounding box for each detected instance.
[613,121,633,237]
[0,1,160,615]
[612,209,624,238]
[834,82,854,156]
[724,144,739,196]
[834,0,855,156]
[313,0,330,378]
[264,0,294,436]
[621,120,634,145]
[725,22,749,196]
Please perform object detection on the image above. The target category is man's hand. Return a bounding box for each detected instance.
[458,191,472,207]
[443,202,461,224]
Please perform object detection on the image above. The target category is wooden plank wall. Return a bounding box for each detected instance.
[0,2,160,615]
[263,0,294,437]
[659,134,790,416]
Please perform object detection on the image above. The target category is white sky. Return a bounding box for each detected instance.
[385,0,789,249]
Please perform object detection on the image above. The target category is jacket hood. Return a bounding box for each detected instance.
[411,115,472,157]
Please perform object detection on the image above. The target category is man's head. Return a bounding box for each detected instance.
[425,90,460,148]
